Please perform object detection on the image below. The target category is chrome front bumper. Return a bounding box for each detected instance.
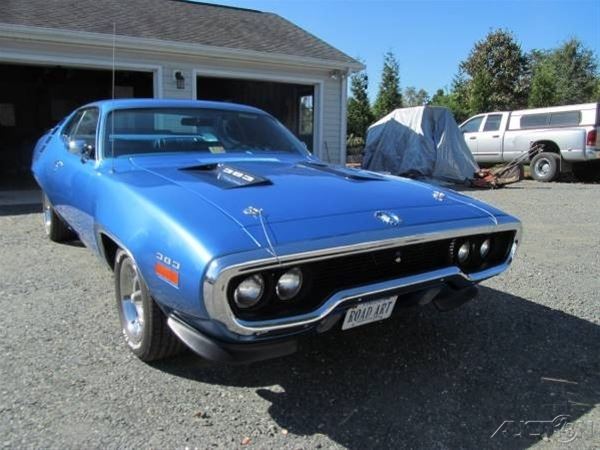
[203,218,522,336]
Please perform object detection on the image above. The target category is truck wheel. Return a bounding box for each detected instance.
[530,152,560,182]
[42,193,74,242]
[572,162,600,182]
[114,249,183,361]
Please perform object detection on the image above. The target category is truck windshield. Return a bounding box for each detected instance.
[103,107,306,158]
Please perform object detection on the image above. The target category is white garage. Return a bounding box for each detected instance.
[0,0,362,187]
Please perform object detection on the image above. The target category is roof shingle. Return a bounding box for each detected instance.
[0,0,358,64]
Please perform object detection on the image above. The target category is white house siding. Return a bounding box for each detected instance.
[0,32,347,164]
[322,77,343,164]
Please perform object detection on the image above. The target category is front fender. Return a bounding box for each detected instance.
[94,175,259,319]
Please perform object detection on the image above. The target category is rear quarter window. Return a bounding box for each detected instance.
[549,111,581,126]
[521,113,549,128]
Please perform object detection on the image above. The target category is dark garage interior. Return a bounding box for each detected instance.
[197,76,314,151]
[0,63,153,188]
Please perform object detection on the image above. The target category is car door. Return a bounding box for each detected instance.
[460,115,485,158]
[42,111,84,204]
[52,107,101,250]
[476,113,504,163]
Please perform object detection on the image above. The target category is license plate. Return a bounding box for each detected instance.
[341,296,397,330]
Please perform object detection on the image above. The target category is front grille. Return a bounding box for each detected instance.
[229,231,515,321]
[308,239,453,300]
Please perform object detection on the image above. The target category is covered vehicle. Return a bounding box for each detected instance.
[362,106,479,183]
[32,99,520,364]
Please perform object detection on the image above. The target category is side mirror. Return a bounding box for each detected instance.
[81,144,95,162]
[68,140,95,162]
[68,139,86,153]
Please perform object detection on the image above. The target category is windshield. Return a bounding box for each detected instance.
[103,107,306,158]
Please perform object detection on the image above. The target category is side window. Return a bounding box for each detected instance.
[72,109,99,145]
[62,111,85,141]
[461,116,484,133]
[65,108,99,155]
[483,114,503,132]
[549,111,580,126]
[521,113,549,128]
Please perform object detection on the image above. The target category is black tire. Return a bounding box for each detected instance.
[114,249,182,361]
[530,152,560,182]
[572,161,600,183]
[42,193,74,242]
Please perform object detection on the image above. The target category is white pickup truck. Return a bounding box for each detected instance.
[460,103,600,181]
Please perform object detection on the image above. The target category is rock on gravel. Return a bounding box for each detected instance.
[0,180,598,449]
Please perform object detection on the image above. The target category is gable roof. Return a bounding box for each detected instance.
[0,0,359,67]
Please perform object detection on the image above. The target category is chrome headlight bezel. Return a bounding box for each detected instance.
[479,238,492,258]
[232,274,265,309]
[457,241,471,263]
[275,267,303,301]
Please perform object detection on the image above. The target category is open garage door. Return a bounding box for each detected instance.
[0,63,153,188]
[196,76,315,151]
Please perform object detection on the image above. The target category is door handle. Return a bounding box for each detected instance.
[469,136,477,140]
[492,135,500,138]
[53,160,64,170]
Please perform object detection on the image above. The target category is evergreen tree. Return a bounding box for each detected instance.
[347,67,374,140]
[404,87,430,107]
[429,86,470,123]
[430,89,446,105]
[373,52,403,118]
[429,72,471,123]
[528,58,558,107]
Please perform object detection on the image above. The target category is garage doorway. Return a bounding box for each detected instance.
[0,63,154,188]
[196,76,315,151]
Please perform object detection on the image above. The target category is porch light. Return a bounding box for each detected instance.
[174,71,185,90]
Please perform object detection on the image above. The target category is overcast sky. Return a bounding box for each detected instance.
[197,0,600,100]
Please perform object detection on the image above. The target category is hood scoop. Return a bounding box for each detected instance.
[180,163,272,189]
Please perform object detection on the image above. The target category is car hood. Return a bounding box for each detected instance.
[129,157,503,246]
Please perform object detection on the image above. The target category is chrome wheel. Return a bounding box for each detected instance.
[43,197,52,236]
[530,152,559,182]
[119,258,145,347]
[41,192,74,242]
[534,158,551,178]
[114,249,182,361]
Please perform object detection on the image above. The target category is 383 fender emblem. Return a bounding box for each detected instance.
[155,252,180,287]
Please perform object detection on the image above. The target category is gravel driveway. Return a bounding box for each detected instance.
[1,180,599,449]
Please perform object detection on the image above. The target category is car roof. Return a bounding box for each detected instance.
[83,98,267,115]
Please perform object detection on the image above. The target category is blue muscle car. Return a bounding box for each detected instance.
[32,99,521,363]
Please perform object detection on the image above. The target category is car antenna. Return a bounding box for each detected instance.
[243,206,281,264]
[110,21,116,173]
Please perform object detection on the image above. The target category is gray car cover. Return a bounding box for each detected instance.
[362,106,479,183]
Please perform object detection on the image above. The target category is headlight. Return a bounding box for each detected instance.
[276,268,303,300]
[233,274,264,308]
[457,241,471,263]
[480,238,491,258]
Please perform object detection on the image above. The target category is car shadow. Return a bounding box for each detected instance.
[61,239,85,248]
[442,180,556,193]
[0,204,42,216]
[153,286,600,449]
